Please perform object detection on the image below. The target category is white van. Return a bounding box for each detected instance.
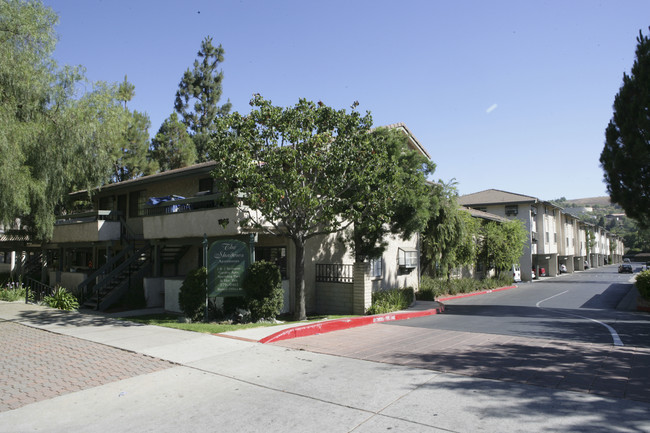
[510,264,521,282]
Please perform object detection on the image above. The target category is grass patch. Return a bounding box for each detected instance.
[118,313,357,334]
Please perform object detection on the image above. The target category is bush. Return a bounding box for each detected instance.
[417,275,514,301]
[636,270,650,300]
[0,280,26,302]
[178,267,207,322]
[44,287,79,310]
[243,261,283,321]
[366,287,414,315]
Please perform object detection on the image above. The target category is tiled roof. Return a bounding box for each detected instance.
[458,189,539,206]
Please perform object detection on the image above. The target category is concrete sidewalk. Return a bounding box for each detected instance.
[2,300,650,432]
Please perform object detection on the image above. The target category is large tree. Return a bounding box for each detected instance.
[600,28,650,228]
[150,112,197,172]
[211,95,428,320]
[420,181,478,278]
[479,219,527,274]
[0,0,125,240]
[346,126,433,261]
[111,76,156,182]
[174,36,231,162]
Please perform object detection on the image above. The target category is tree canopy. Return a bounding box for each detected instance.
[150,112,197,172]
[175,36,231,162]
[479,219,527,273]
[600,28,650,228]
[211,95,431,319]
[0,0,131,240]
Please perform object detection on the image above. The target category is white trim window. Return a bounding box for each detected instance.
[369,257,382,278]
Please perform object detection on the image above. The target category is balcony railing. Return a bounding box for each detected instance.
[143,193,236,216]
[55,210,118,225]
[316,264,354,283]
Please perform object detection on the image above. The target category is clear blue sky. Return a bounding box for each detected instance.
[44,0,650,201]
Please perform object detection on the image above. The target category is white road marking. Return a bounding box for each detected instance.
[536,291,624,346]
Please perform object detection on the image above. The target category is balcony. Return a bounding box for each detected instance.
[141,193,251,239]
[51,210,121,244]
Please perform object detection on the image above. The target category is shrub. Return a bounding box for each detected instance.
[44,287,79,311]
[243,261,283,321]
[636,270,650,300]
[178,267,207,322]
[0,280,26,302]
[366,287,414,315]
[416,275,514,301]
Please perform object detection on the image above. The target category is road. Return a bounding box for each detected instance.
[390,265,649,348]
[278,265,650,405]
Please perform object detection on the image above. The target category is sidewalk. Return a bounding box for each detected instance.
[2,300,650,432]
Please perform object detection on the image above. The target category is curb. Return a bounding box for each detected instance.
[259,304,445,344]
[436,285,518,302]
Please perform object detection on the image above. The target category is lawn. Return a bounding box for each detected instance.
[119,313,356,334]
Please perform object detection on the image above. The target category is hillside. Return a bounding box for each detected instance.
[563,196,612,207]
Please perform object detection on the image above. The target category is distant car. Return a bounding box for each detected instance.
[532,268,536,279]
[511,264,521,282]
[559,264,567,273]
[618,263,633,274]
[539,267,546,277]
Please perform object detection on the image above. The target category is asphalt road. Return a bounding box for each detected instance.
[388,265,650,348]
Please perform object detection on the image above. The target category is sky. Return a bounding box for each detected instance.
[42,0,650,201]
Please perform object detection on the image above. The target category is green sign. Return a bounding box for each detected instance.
[208,239,250,297]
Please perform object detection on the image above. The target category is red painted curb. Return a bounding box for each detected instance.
[259,305,445,344]
[436,285,517,302]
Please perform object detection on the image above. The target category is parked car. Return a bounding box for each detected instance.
[532,268,536,279]
[624,258,631,263]
[511,264,521,282]
[618,263,633,274]
[538,267,546,277]
[559,264,567,273]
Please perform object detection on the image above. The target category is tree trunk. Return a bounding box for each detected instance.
[293,239,306,320]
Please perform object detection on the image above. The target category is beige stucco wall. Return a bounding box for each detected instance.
[51,221,120,244]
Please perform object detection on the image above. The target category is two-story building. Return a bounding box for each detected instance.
[3,123,428,316]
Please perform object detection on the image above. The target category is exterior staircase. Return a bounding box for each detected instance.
[79,242,152,311]
[78,217,152,311]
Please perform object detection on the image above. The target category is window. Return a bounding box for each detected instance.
[369,257,382,278]
[398,248,418,268]
[505,205,518,216]
[255,246,287,279]
[128,190,146,218]
[198,178,213,193]
[545,232,549,243]
[554,233,557,243]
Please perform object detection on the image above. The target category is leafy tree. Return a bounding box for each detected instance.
[479,219,527,274]
[211,95,420,320]
[600,28,650,228]
[150,112,197,171]
[175,36,231,161]
[421,182,479,278]
[0,0,125,241]
[345,126,433,261]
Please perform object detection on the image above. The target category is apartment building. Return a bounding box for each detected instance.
[458,189,624,281]
[1,124,427,316]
